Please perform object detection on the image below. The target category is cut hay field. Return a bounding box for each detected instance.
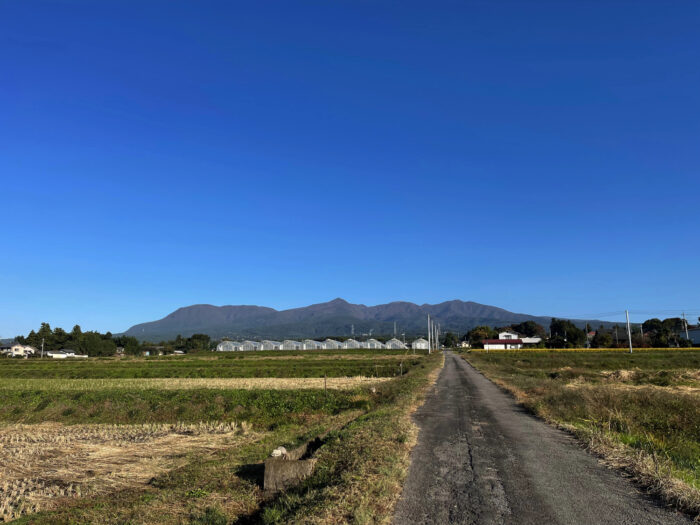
[462,349,700,519]
[0,350,443,524]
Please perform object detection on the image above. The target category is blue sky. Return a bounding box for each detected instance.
[2,1,699,336]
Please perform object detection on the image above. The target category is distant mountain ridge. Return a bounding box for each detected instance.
[123,298,592,341]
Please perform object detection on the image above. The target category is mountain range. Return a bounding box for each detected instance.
[122,298,597,341]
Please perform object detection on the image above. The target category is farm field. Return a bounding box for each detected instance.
[0,350,419,379]
[0,350,442,524]
[462,349,700,517]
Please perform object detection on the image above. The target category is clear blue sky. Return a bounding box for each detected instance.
[2,1,699,336]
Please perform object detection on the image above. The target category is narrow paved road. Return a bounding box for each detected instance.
[393,351,692,525]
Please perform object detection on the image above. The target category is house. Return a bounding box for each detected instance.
[483,338,523,350]
[216,341,243,351]
[498,331,519,340]
[281,340,303,350]
[385,338,407,350]
[9,344,36,357]
[323,339,343,350]
[411,338,429,350]
[683,327,700,345]
[261,340,282,350]
[459,341,471,348]
[366,338,385,350]
[343,339,361,349]
[521,337,542,346]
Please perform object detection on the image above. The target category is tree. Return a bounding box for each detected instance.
[467,326,497,348]
[591,330,612,348]
[549,318,586,348]
[510,321,545,338]
[642,318,663,334]
[187,334,211,351]
[443,332,459,348]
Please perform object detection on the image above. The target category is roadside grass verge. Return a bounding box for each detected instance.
[257,351,444,524]
[462,350,700,519]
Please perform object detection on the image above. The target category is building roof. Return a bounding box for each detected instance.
[483,339,523,344]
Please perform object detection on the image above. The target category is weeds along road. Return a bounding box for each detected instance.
[393,351,692,525]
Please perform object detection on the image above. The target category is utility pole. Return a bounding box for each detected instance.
[427,315,431,354]
[682,313,690,341]
[394,321,397,337]
[626,310,633,354]
[41,338,44,358]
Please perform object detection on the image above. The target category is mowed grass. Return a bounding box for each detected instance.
[5,350,443,524]
[0,351,422,379]
[463,349,700,517]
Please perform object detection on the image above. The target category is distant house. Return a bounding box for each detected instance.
[281,340,302,350]
[498,331,519,340]
[261,340,282,350]
[343,339,361,349]
[683,327,700,345]
[483,338,523,350]
[521,337,542,346]
[459,340,471,348]
[9,344,36,357]
[385,338,407,350]
[323,339,343,350]
[216,341,243,351]
[411,338,429,350]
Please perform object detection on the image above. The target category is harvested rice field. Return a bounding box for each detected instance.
[0,376,393,391]
[0,422,254,522]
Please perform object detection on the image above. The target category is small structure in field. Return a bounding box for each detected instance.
[281,340,302,350]
[216,341,243,351]
[411,338,429,350]
[385,338,407,350]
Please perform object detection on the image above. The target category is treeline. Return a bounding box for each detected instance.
[459,317,696,349]
[14,323,214,357]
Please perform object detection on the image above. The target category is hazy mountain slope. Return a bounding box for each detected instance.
[122,298,568,341]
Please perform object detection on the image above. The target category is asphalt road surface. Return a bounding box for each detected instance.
[393,351,692,525]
